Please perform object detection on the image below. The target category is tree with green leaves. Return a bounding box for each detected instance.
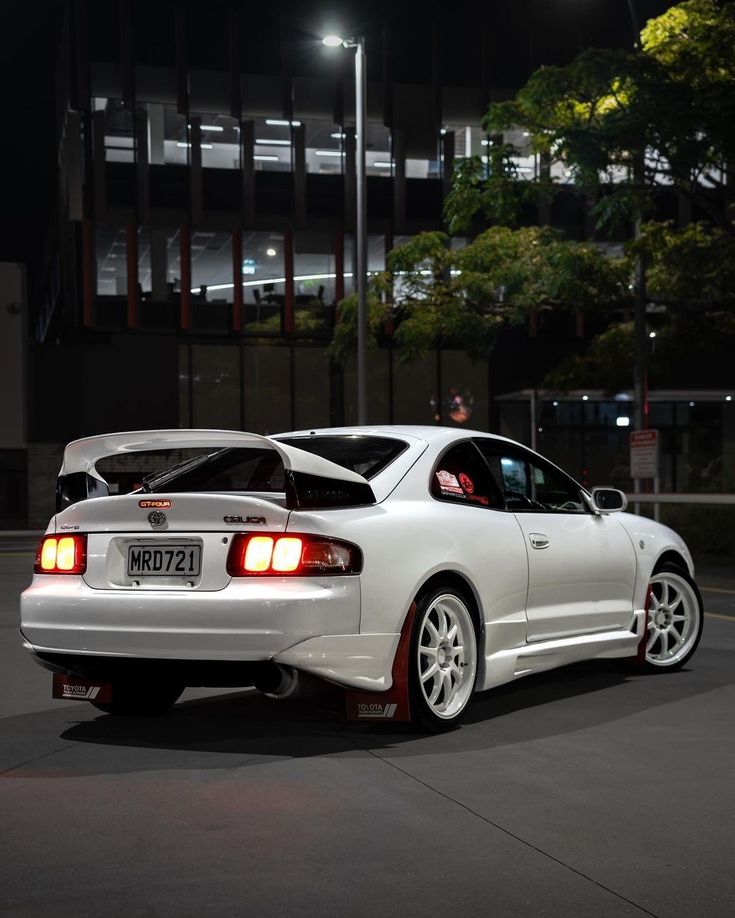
[329,227,628,364]
[446,0,735,234]
[545,219,735,391]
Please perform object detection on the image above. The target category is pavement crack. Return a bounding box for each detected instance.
[0,741,84,777]
[345,733,662,918]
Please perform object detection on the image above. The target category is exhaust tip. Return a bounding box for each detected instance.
[254,664,299,699]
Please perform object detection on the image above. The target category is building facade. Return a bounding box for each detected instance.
[9,0,731,529]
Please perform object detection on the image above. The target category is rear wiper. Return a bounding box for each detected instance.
[141,453,218,492]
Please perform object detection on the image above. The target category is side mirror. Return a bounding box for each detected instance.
[588,487,628,514]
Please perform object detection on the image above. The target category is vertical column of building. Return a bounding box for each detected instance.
[281,16,295,337]
[70,0,94,328]
[434,19,445,426]
[176,1,191,332]
[229,6,243,334]
[283,228,295,335]
[147,99,168,305]
[386,16,406,239]
[120,0,139,329]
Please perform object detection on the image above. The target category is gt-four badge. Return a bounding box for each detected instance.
[139,499,173,509]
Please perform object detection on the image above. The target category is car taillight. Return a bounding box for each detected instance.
[34,534,87,574]
[226,533,361,576]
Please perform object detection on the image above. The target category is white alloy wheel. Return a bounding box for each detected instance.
[416,592,477,721]
[646,570,701,668]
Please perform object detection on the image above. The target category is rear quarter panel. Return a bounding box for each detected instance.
[287,495,529,637]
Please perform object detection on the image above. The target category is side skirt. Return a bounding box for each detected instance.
[479,610,646,692]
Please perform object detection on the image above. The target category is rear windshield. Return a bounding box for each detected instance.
[144,436,407,493]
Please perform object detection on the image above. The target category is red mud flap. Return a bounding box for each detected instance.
[345,602,417,723]
[53,674,113,704]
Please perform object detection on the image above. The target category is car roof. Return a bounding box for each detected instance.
[275,425,519,447]
[274,427,530,503]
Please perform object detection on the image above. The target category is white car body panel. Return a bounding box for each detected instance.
[20,425,696,698]
[513,512,636,641]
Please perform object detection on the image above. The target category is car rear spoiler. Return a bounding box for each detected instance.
[56,429,375,512]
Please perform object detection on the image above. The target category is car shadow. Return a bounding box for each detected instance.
[1,659,719,780]
[0,658,700,770]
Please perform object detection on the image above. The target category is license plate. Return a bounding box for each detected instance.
[127,543,201,577]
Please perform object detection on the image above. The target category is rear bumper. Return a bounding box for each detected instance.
[20,574,399,690]
[21,573,360,659]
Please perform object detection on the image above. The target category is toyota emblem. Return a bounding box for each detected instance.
[147,510,167,528]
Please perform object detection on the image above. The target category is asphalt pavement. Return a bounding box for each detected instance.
[1,537,734,918]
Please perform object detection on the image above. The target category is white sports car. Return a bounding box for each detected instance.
[20,426,703,731]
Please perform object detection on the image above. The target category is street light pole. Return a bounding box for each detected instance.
[624,0,647,433]
[354,37,368,426]
[323,33,368,425]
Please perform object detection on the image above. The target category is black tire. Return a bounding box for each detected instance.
[409,586,479,732]
[632,561,704,673]
[92,682,184,716]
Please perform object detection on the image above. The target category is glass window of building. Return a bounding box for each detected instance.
[305,119,343,175]
[240,231,285,331]
[343,351,391,425]
[95,97,134,163]
[243,346,292,434]
[191,345,240,429]
[191,112,241,170]
[294,348,331,429]
[190,231,234,303]
[247,116,295,173]
[96,224,127,296]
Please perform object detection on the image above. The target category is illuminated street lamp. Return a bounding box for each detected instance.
[323,33,368,425]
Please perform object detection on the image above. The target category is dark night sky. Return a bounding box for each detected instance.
[0,0,677,268]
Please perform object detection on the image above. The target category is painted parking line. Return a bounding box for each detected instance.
[700,586,735,596]
[704,612,735,622]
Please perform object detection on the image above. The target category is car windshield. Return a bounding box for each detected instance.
[143,435,408,493]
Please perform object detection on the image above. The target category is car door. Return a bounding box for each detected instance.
[428,440,529,633]
[475,440,637,643]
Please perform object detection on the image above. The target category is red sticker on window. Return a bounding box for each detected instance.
[435,470,464,496]
[458,473,474,494]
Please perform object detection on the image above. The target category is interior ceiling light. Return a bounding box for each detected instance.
[255,138,291,146]
[315,150,344,157]
[266,248,277,257]
[265,119,301,127]
[201,124,224,132]
[254,154,279,161]
[196,271,356,293]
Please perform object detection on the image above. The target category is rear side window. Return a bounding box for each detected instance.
[278,435,407,479]
[430,442,504,509]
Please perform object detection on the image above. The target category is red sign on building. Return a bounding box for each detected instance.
[630,429,659,479]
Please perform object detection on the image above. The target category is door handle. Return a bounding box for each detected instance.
[529,533,550,550]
